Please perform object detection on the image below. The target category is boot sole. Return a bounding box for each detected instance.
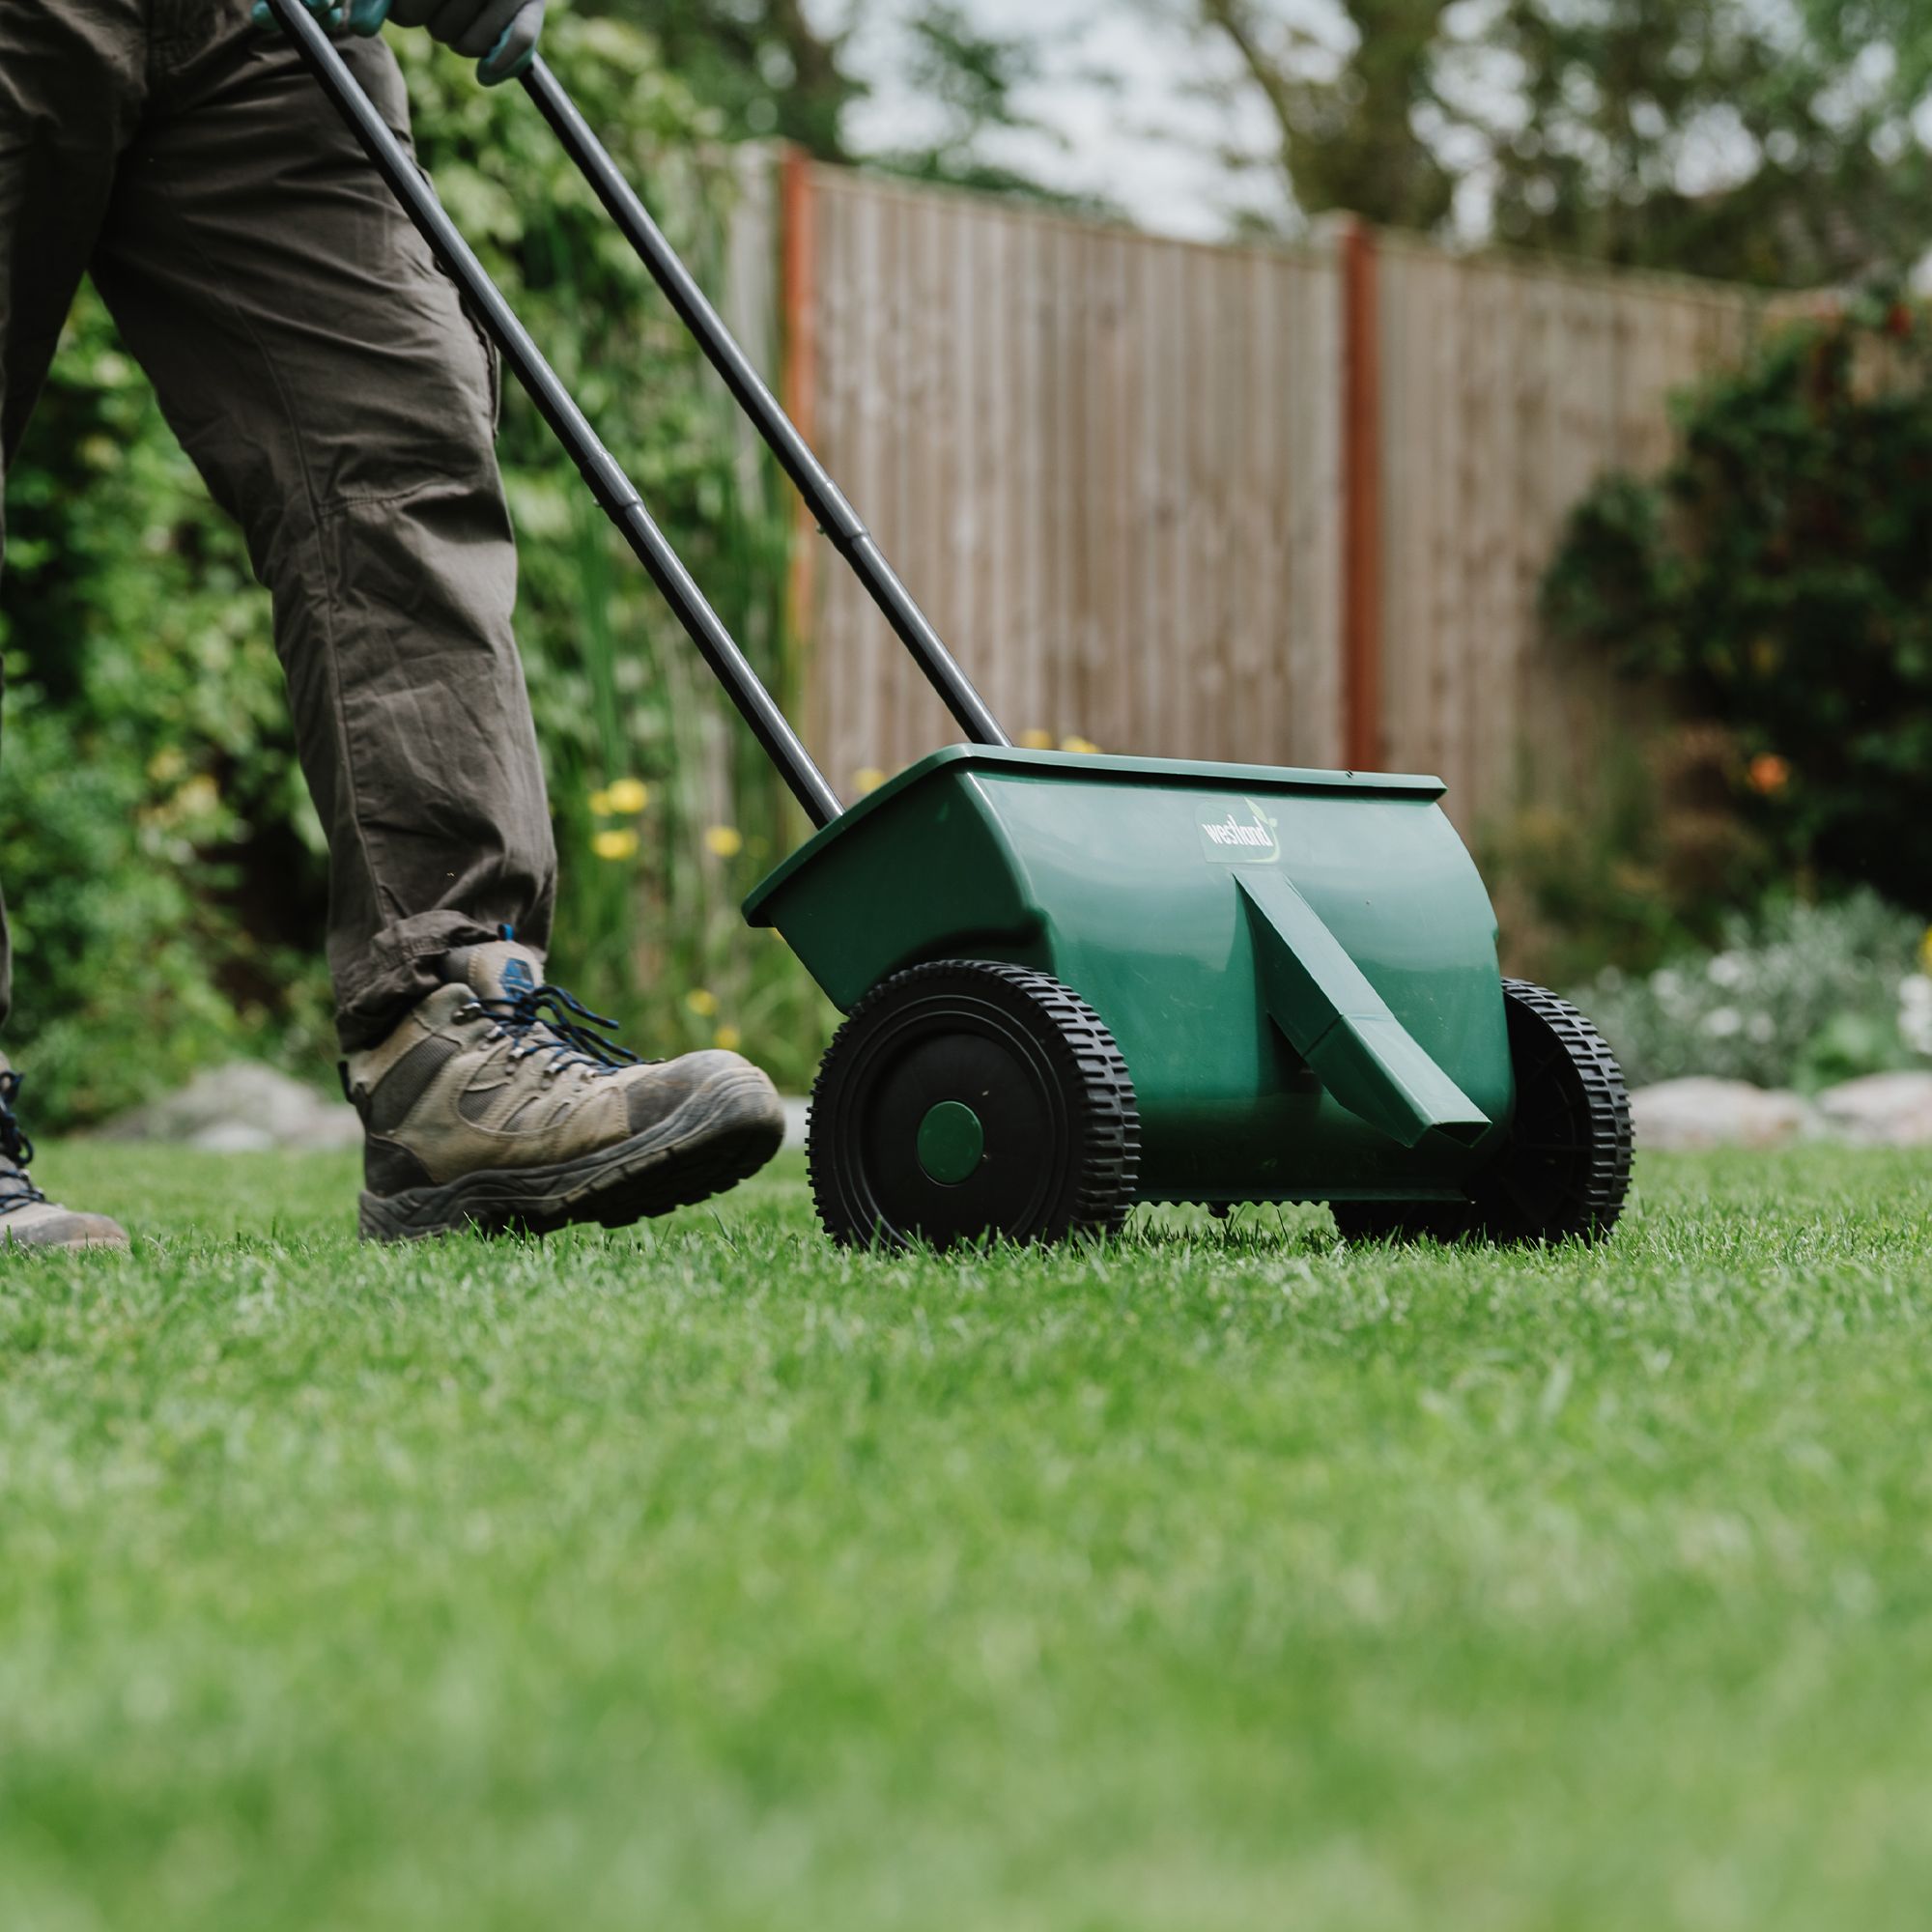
[357,1065,786,1243]
[0,1227,132,1255]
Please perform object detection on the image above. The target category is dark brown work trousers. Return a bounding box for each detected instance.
[0,0,557,1051]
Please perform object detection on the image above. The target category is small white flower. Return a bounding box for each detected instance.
[1747,1013,1776,1044]
[1702,1007,1745,1038]
[1901,976,1932,1056]
[1653,970,1685,1002]
[1707,952,1748,989]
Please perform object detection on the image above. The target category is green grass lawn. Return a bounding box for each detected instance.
[3,1145,1931,1930]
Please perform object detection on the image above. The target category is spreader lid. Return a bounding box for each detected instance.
[746,744,1447,923]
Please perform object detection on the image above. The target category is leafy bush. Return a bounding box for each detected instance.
[1570,890,1931,1092]
[1545,299,1932,914]
[0,18,831,1125]
[1482,724,1768,989]
[0,296,332,1122]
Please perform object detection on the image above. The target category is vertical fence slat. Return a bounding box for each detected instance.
[787,172,1776,833]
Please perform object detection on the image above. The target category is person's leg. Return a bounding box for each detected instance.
[90,4,557,1054]
[91,7,782,1238]
[0,0,145,1250]
[0,0,148,1038]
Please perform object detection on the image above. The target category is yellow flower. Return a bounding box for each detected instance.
[704,825,745,859]
[854,767,889,795]
[1921,927,1932,977]
[606,778,650,814]
[1019,727,1055,751]
[591,828,639,862]
[685,988,720,1018]
[713,1025,743,1053]
[588,788,615,817]
[171,776,222,829]
[147,747,187,785]
[1061,736,1101,756]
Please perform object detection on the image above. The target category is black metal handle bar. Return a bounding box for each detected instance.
[519,58,1011,753]
[264,0,845,829]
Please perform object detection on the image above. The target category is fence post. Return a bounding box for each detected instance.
[1342,218,1383,773]
[781,146,819,682]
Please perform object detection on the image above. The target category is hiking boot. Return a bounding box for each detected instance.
[344,939,785,1242]
[0,1058,131,1254]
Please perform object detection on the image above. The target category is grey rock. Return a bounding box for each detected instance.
[1815,1071,1932,1148]
[188,1121,282,1155]
[1630,1077,1817,1151]
[98,1062,363,1153]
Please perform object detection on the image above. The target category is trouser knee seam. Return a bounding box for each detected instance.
[308,466,502,523]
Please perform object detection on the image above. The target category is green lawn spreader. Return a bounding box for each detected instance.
[281,9,1634,1251]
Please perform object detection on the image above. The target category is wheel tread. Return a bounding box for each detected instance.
[809,960,1141,1250]
[1495,978,1634,1241]
[1333,980,1632,1248]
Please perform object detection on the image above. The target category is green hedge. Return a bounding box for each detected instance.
[1545,299,1932,919]
[0,18,832,1125]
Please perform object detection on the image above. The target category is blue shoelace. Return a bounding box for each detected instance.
[466,981,645,1075]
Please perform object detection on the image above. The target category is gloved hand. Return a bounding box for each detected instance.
[251,0,546,87]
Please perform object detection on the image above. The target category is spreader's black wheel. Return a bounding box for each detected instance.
[809,961,1141,1252]
[1332,980,1633,1248]
[1479,979,1633,1243]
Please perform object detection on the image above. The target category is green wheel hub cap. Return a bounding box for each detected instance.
[917,1100,985,1186]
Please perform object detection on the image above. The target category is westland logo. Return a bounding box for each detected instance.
[1199,800,1283,865]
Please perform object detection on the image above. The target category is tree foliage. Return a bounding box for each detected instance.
[880,3,1081,199]
[1178,0,1931,285]
[1478,0,1928,286]
[1195,0,1458,231]
[589,0,1073,200]
[589,0,862,157]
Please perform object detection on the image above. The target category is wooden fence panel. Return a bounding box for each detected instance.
[796,167,1345,796]
[769,163,1797,837]
[1375,241,1770,832]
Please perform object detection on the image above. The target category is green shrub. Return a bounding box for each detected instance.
[1544,299,1932,914]
[1569,889,1930,1092]
[0,18,831,1125]
[0,294,330,1122]
[1482,724,1769,989]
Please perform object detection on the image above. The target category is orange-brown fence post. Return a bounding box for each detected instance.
[781,146,819,680]
[1342,218,1383,773]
